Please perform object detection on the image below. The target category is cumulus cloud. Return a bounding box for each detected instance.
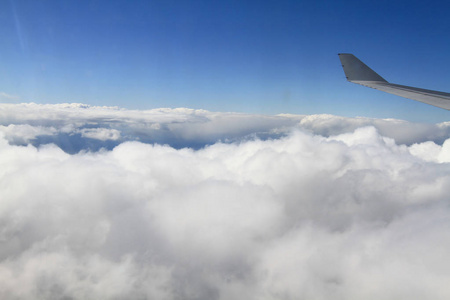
[0,124,57,144]
[1,103,450,299]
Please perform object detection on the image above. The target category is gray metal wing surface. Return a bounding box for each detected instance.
[338,53,450,110]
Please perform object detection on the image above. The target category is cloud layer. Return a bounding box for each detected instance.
[2,103,450,152]
[1,103,450,299]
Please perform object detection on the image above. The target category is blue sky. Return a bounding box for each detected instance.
[1,0,450,122]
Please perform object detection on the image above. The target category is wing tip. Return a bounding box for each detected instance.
[338,53,387,82]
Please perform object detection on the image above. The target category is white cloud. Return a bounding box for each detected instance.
[1,103,450,299]
[0,92,19,100]
[1,103,450,153]
[0,124,57,144]
[77,128,121,141]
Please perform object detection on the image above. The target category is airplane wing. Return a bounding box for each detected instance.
[338,53,450,110]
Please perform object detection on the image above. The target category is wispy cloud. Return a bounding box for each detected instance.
[0,92,20,100]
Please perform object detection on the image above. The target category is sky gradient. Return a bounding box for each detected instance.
[2,2,450,296]
[1,0,450,121]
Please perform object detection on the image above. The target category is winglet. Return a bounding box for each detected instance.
[338,53,387,83]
